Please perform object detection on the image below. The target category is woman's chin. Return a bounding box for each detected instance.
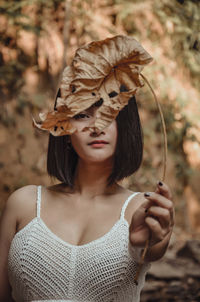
[80,153,114,165]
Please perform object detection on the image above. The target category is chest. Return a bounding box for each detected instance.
[17,190,141,247]
[40,196,127,246]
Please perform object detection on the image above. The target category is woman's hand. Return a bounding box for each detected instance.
[129,181,175,261]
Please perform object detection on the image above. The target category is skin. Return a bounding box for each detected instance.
[0,105,174,301]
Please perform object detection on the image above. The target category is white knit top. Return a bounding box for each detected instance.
[8,186,150,302]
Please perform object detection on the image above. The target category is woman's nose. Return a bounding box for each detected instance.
[90,128,105,137]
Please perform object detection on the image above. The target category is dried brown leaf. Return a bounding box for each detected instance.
[32,35,153,136]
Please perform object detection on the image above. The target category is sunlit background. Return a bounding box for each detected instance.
[0,0,200,300]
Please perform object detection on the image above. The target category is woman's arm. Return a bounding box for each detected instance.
[129,181,174,262]
[0,192,19,302]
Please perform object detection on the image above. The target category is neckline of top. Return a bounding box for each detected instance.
[13,215,130,249]
[38,215,129,248]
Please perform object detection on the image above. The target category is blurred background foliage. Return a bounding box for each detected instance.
[0,0,200,235]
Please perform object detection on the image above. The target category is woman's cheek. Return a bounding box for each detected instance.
[109,121,118,148]
[71,133,88,155]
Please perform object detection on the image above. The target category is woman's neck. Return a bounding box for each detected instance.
[73,159,117,198]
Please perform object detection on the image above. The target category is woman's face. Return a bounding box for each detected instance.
[70,105,117,164]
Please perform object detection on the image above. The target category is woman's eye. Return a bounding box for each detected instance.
[73,113,90,120]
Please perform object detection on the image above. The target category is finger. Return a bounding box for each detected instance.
[145,216,165,244]
[144,192,174,223]
[129,200,150,231]
[155,181,172,200]
[129,226,150,247]
[144,192,173,211]
[147,206,170,228]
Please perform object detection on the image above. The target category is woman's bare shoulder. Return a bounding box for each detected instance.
[4,185,38,220]
[6,185,37,204]
[117,185,145,200]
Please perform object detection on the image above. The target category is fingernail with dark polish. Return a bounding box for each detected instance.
[144,192,150,197]
[158,181,163,186]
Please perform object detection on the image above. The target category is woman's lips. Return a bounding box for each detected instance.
[88,140,109,148]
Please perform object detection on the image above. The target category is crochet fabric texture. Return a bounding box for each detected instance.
[8,186,150,302]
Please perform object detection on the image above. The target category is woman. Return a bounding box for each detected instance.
[0,36,174,302]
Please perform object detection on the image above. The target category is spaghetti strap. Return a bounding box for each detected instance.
[36,185,42,218]
[120,192,140,220]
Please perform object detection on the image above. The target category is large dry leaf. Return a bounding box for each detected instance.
[33,35,153,136]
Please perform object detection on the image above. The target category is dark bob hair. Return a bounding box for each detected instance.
[47,95,143,187]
